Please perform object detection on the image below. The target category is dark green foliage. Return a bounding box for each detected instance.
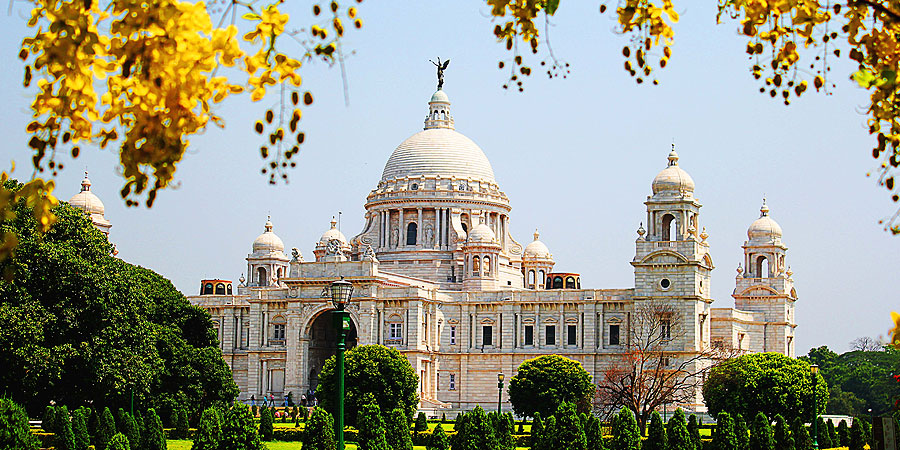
[704,353,827,424]
[357,401,389,450]
[837,421,850,447]
[645,411,667,450]
[817,418,833,449]
[133,412,144,450]
[258,406,273,441]
[0,191,238,418]
[302,407,336,450]
[251,405,258,418]
[455,406,497,450]
[0,397,39,450]
[848,419,864,450]
[294,408,301,427]
[42,406,57,433]
[772,415,793,450]
[122,413,140,450]
[555,402,588,450]
[803,346,900,416]
[317,344,418,427]
[667,409,691,450]
[172,408,188,439]
[508,355,595,418]
[291,406,299,423]
[385,407,414,450]
[826,420,838,449]
[221,403,263,450]
[496,412,516,450]
[72,407,90,450]
[191,407,222,450]
[106,433,130,450]
[531,412,544,449]
[54,405,76,450]
[429,422,449,450]
[735,414,750,450]
[749,413,774,450]
[713,412,737,450]
[142,408,166,450]
[415,412,428,433]
[116,409,127,431]
[586,414,605,450]
[610,407,641,450]
[688,414,702,450]
[535,415,556,450]
[99,407,116,450]
[792,418,812,450]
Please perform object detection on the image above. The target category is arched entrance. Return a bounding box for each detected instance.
[305,311,358,397]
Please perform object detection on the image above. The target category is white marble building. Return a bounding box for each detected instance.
[177,88,797,414]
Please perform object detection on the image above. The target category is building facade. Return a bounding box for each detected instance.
[174,88,797,414]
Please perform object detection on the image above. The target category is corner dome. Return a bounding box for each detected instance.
[252,218,285,254]
[69,174,105,216]
[468,222,496,243]
[381,128,496,183]
[652,149,695,195]
[523,230,552,259]
[748,200,783,241]
[319,217,348,244]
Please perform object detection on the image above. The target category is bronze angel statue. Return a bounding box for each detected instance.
[430,57,450,90]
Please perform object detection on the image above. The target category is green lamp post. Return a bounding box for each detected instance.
[497,373,505,413]
[811,364,819,450]
[329,277,353,450]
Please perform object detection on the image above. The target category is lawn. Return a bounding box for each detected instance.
[166,440,429,449]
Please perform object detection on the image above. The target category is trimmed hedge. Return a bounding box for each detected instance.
[162,427,197,439]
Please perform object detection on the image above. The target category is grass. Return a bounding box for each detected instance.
[166,440,429,449]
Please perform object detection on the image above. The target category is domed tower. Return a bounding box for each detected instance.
[68,172,111,236]
[632,147,713,350]
[522,230,554,289]
[246,217,289,287]
[314,217,351,262]
[462,217,501,290]
[351,88,524,289]
[733,199,797,356]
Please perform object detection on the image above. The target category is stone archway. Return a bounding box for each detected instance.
[304,310,358,399]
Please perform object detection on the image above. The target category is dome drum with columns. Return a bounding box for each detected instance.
[188,82,800,415]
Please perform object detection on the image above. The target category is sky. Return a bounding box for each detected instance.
[1,2,896,355]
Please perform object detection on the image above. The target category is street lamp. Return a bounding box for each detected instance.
[811,364,819,450]
[329,277,353,450]
[497,373,505,413]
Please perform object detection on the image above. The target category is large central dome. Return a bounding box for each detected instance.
[381,128,496,183]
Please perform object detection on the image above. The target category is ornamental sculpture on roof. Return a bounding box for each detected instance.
[430,57,450,90]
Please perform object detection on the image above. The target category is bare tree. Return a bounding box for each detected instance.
[594,300,725,430]
[849,336,883,352]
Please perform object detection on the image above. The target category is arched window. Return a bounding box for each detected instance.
[406,222,418,245]
[461,223,468,234]
[483,256,491,275]
[662,213,676,241]
[756,255,769,278]
[257,267,268,286]
[473,256,481,276]
[202,283,213,295]
[576,277,582,289]
[539,270,546,286]
[528,270,536,286]
[227,284,233,295]
[565,277,576,289]
[215,283,226,295]
[553,276,563,289]
[277,267,283,279]
[546,277,553,289]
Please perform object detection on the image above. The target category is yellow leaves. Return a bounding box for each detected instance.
[0,168,58,263]
[891,312,900,349]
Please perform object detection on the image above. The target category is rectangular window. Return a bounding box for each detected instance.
[524,325,534,346]
[567,325,577,346]
[389,323,403,340]
[449,374,456,390]
[273,324,286,341]
[661,319,671,340]
[609,324,620,345]
[546,325,556,346]
[483,325,493,347]
[450,326,456,345]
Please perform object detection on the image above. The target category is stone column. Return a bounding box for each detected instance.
[284,312,301,399]
[399,209,405,247]
[417,208,423,247]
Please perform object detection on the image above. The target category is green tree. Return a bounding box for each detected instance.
[837,421,850,447]
[817,418,833,449]
[610,407,641,450]
[704,353,828,423]
[316,344,418,427]
[116,409,127,432]
[0,191,238,418]
[713,412,737,450]
[42,406,56,433]
[496,412,516,450]
[555,402,588,450]
[803,346,900,416]
[455,406,497,450]
[192,407,223,450]
[772,415,793,450]
[174,408,189,439]
[735,414,750,450]
[536,415,556,450]
[645,411,667,450]
[848,419,864,450]
[258,406,273,441]
[415,412,428,433]
[792,418,812,450]
[508,355,594,419]
[143,408,166,450]
[106,433,130,450]
[356,401,389,450]
[302,407,336,450]
[99,407,116,450]
[121,413,140,450]
[72,408,91,450]
[220,403,263,450]
[667,409,691,450]
[0,397,39,450]
[687,414,702,450]
[749,413,774,450]
[826,419,838,449]
[429,422,449,450]
[531,412,544,450]
[385,407,413,450]
[586,414,606,450]
[54,406,76,450]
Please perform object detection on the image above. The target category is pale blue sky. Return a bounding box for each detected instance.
[1,2,895,354]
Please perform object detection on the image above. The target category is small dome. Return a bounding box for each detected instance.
[652,149,695,195]
[747,200,783,241]
[252,218,285,254]
[523,230,552,259]
[68,173,105,216]
[319,217,349,244]
[430,90,449,103]
[467,221,496,243]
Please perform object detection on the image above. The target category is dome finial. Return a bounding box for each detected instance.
[330,216,338,229]
[81,171,92,191]
[264,216,273,232]
[533,228,540,241]
[760,197,769,217]
[667,145,679,167]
